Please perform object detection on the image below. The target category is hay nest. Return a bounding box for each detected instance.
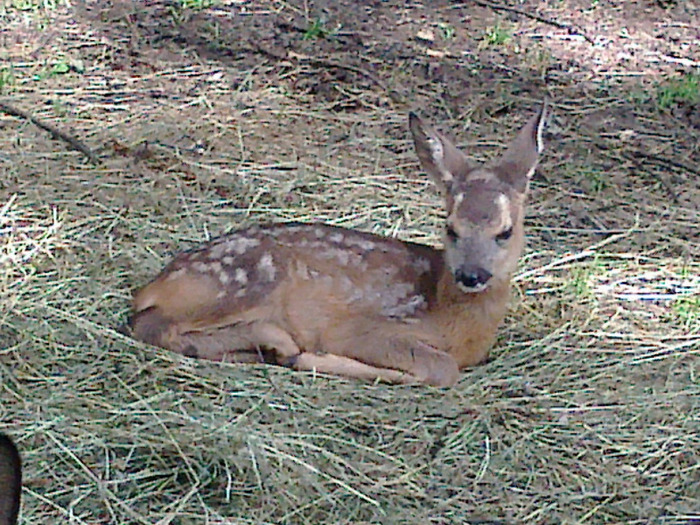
[1,1,698,523]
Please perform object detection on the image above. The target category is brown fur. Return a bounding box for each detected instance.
[130,104,548,387]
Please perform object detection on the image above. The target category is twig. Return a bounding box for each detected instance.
[470,0,596,45]
[629,150,700,177]
[0,101,101,165]
[622,151,688,204]
[251,42,405,105]
[293,52,405,105]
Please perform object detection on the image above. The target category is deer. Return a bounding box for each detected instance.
[129,102,548,387]
[0,433,21,525]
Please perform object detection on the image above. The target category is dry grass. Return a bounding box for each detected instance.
[1,1,699,524]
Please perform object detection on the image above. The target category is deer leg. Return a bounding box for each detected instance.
[292,352,423,385]
[319,318,460,387]
[130,308,301,364]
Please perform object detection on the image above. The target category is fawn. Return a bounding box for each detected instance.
[0,433,21,525]
[130,103,548,387]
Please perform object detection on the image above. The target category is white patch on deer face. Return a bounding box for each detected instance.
[496,193,513,230]
[234,268,248,285]
[257,253,276,282]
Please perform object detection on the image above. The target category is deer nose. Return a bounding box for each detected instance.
[455,266,492,290]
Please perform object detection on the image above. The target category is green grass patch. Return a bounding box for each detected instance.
[656,73,700,108]
[480,23,512,48]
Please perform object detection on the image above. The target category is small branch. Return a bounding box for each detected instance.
[629,150,700,177]
[251,42,405,105]
[471,0,596,45]
[0,101,101,165]
[293,52,405,105]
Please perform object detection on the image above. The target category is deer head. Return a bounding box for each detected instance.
[409,102,548,293]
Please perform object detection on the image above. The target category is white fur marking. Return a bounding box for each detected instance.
[166,268,186,280]
[329,232,344,244]
[234,268,248,285]
[257,253,276,282]
[535,103,547,154]
[226,236,261,255]
[496,193,513,229]
[428,136,453,183]
[412,257,431,274]
[193,262,210,273]
[343,236,376,251]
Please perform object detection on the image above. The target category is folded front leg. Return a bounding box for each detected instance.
[318,318,460,387]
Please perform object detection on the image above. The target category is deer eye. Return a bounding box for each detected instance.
[446,226,458,241]
[495,227,513,243]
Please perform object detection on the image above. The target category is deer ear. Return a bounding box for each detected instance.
[492,101,548,192]
[409,112,476,194]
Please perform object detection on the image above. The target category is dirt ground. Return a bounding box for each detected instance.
[1,1,699,524]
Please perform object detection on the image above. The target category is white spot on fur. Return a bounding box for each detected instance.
[343,236,376,251]
[222,256,234,265]
[383,294,427,317]
[193,262,210,273]
[318,248,351,266]
[294,261,310,280]
[166,268,186,280]
[329,232,344,244]
[226,236,261,255]
[234,268,248,285]
[219,272,230,285]
[208,243,226,259]
[257,253,276,282]
[412,257,431,274]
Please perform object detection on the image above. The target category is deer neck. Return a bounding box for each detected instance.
[431,270,512,367]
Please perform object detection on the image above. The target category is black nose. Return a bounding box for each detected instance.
[455,267,492,289]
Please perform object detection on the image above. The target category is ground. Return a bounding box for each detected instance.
[0,1,698,524]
